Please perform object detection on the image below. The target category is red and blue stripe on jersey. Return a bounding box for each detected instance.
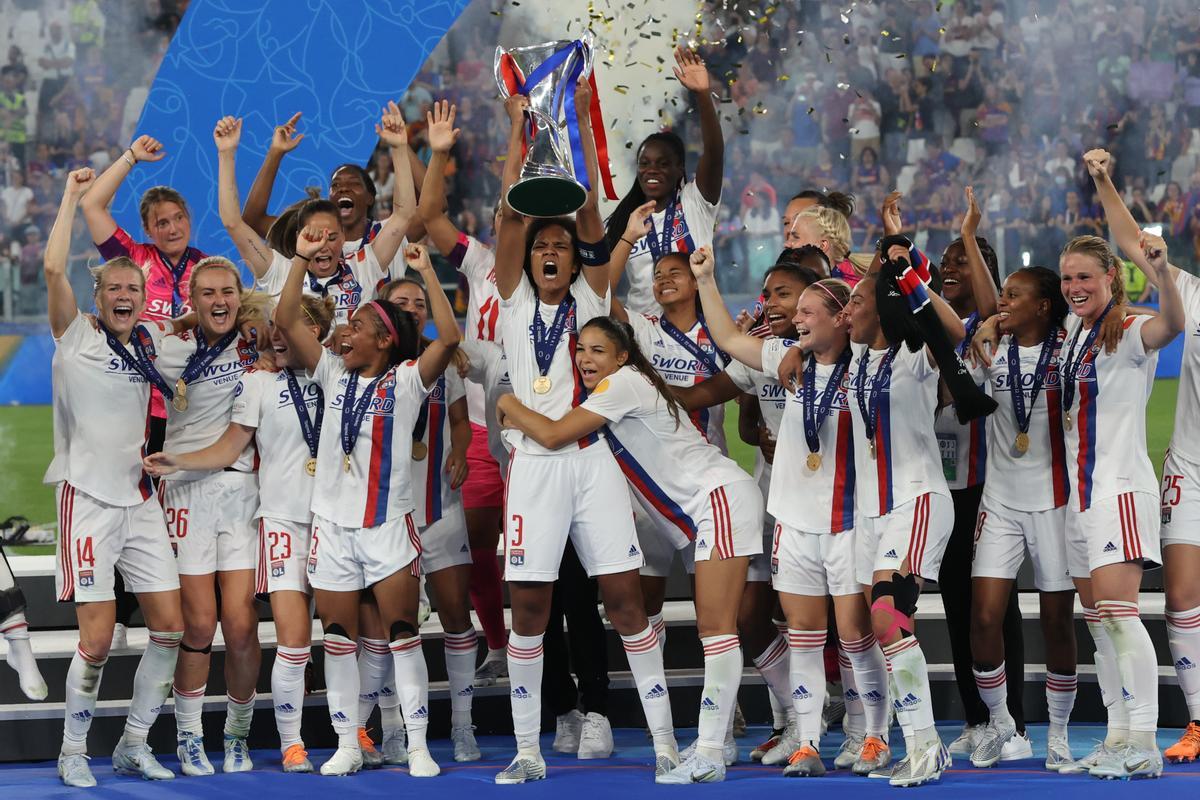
[1045,329,1070,508]
[605,427,696,540]
[421,375,447,526]
[830,407,856,533]
[1073,317,1137,511]
[873,388,896,516]
[362,371,396,528]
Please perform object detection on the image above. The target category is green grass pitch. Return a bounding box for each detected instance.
[0,380,1181,555]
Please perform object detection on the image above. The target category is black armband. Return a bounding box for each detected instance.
[577,238,611,267]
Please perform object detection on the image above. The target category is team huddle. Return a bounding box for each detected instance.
[31,45,1200,789]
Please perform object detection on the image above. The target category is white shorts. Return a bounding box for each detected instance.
[55,483,179,603]
[1065,490,1162,578]
[971,499,1072,592]
[160,471,258,575]
[1161,450,1200,548]
[855,492,953,586]
[693,480,765,566]
[771,521,860,597]
[420,503,472,574]
[255,517,312,595]
[503,445,639,582]
[746,528,774,584]
[308,513,421,592]
[636,500,686,578]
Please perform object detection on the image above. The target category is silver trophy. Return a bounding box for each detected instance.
[495,32,595,218]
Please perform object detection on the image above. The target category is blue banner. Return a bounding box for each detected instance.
[109,0,469,265]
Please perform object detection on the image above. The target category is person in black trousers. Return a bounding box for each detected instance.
[542,541,612,758]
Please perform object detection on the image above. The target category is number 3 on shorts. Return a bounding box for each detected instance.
[509,514,524,548]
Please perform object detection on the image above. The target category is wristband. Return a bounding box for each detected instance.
[577,238,611,267]
[620,237,636,247]
[122,151,137,168]
[294,253,311,262]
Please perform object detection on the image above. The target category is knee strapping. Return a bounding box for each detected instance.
[180,640,212,655]
[871,573,920,640]
[390,620,417,641]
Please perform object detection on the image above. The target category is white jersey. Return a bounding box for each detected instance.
[981,331,1071,513]
[343,221,409,278]
[620,179,719,315]
[44,316,170,506]
[933,313,989,490]
[447,232,501,427]
[308,349,431,528]
[230,367,320,524]
[582,366,746,540]
[256,247,387,327]
[1061,314,1158,511]
[627,310,728,452]
[157,328,259,483]
[763,342,857,534]
[1168,270,1200,464]
[498,274,608,456]
[462,337,514,472]
[847,343,949,517]
[411,365,467,527]
[726,341,788,497]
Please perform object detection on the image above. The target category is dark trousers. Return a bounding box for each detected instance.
[542,542,609,717]
[114,415,168,626]
[938,483,1026,731]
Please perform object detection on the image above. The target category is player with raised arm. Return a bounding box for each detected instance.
[46,168,185,787]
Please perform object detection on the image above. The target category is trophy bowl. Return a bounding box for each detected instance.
[495,33,595,218]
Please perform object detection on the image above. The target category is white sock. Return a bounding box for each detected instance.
[62,646,106,754]
[842,633,887,738]
[123,631,181,743]
[621,625,676,753]
[698,635,741,761]
[356,637,391,729]
[752,633,794,724]
[770,619,790,729]
[172,682,206,737]
[272,645,310,749]
[390,636,430,752]
[506,632,544,754]
[787,629,827,744]
[2,612,45,699]
[882,638,937,747]
[444,629,478,729]
[224,692,256,739]
[323,633,360,749]
[648,612,667,653]
[1085,608,1129,745]
[972,662,1014,726]
[1166,605,1200,721]
[1045,672,1077,738]
[1097,600,1159,735]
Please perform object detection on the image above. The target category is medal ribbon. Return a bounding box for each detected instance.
[307,260,354,297]
[100,322,173,398]
[284,368,323,460]
[156,247,192,318]
[339,370,385,462]
[659,312,730,377]
[645,196,680,263]
[854,345,900,449]
[413,373,445,443]
[1061,300,1114,414]
[179,327,239,389]
[803,348,852,455]
[956,312,981,358]
[1007,326,1059,437]
[532,294,575,378]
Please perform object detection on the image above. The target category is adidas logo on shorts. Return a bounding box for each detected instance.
[628,545,640,558]
[1103,542,1118,553]
[644,683,667,700]
[409,706,429,720]
[1177,657,1196,671]
[894,692,921,709]
[460,544,469,552]
[697,539,707,548]
[700,696,719,711]
[792,685,812,700]
[883,549,898,559]
[1121,687,1133,701]
[863,690,885,703]
[512,685,531,700]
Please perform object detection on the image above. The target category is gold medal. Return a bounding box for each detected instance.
[532,376,552,394]
[1014,432,1030,455]
[1064,412,1073,431]
[343,454,352,473]
[174,378,187,399]
[412,441,428,461]
[172,393,188,412]
[305,457,317,477]
[806,452,822,471]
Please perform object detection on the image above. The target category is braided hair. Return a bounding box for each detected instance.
[1011,266,1070,329]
